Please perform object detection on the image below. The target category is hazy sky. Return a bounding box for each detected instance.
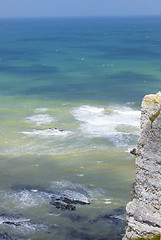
[0,0,161,18]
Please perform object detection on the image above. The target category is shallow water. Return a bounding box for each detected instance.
[0,17,161,239]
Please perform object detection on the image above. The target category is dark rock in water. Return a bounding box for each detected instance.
[112,206,126,216]
[87,207,126,240]
[90,207,126,225]
[50,201,76,211]
[52,195,90,205]
[11,184,90,211]
[50,193,90,211]
[130,148,137,156]
[2,221,22,226]
[48,127,64,132]
[91,214,125,225]
[99,214,125,225]
[0,213,30,228]
[0,212,50,239]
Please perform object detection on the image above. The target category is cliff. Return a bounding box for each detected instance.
[123,92,161,240]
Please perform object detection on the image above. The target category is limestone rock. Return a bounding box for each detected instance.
[123,92,161,239]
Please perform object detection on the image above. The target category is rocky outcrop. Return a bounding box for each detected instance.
[123,92,161,239]
[50,191,90,211]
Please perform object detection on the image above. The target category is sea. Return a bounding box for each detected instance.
[0,16,161,240]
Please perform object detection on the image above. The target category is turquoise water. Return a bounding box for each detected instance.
[0,17,161,239]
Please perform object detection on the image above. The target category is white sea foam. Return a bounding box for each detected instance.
[104,198,112,204]
[63,190,89,203]
[76,173,84,177]
[50,180,105,201]
[72,105,140,145]
[25,114,54,126]
[0,213,47,235]
[0,190,47,210]
[113,109,140,127]
[22,128,72,138]
[30,189,38,193]
[34,108,48,113]
[0,215,30,225]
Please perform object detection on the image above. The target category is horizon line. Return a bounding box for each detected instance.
[0,14,161,19]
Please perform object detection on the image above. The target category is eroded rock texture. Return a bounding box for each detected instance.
[123,92,161,239]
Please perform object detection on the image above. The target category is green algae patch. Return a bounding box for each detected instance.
[143,93,161,108]
[134,235,161,240]
[149,109,161,128]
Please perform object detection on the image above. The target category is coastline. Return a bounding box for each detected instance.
[123,92,161,239]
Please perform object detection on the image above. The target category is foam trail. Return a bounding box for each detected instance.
[25,114,54,126]
[22,128,72,138]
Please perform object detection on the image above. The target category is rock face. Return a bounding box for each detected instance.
[123,92,161,239]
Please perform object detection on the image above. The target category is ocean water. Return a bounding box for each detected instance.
[0,17,161,239]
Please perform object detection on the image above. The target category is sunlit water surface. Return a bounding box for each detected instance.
[0,17,161,239]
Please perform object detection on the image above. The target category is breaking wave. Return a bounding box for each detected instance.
[72,104,140,146]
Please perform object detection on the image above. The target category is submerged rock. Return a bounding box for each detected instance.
[50,192,90,211]
[91,207,126,225]
[50,201,76,211]
[0,232,18,240]
[68,214,88,222]
[0,213,30,227]
[123,92,161,239]
[11,184,90,211]
[48,127,64,132]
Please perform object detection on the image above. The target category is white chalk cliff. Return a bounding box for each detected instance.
[123,92,161,239]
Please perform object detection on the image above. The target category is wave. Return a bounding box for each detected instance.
[0,212,48,236]
[34,108,48,113]
[22,128,72,138]
[50,180,105,202]
[72,105,140,146]
[0,190,47,210]
[25,114,54,126]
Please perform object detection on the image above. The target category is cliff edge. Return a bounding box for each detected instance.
[123,92,161,239]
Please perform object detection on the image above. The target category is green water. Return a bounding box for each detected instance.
[0,17,161,239]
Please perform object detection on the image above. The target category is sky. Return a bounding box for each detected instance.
[0,0,161,18]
